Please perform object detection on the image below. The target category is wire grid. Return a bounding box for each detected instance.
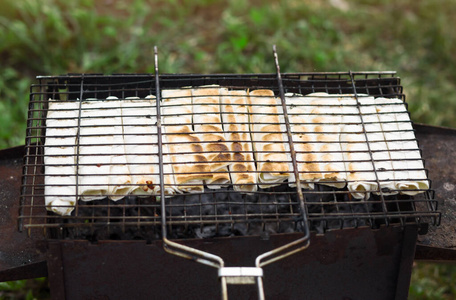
[19,72,440,240]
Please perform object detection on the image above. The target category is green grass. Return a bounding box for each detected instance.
[1,0,456,149]
[0,0,455,298]
[0,277,49,300]
[409,262,456,300]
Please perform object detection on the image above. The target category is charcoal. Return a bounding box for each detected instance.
[49,181,405,241]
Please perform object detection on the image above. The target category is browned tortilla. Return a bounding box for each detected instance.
[221,90,258,192]
[162,89,212,192]
[248,89,290,188]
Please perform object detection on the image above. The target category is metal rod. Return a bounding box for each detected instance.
[272,44,311,240]
[74,76,84,220]
[19,82,40,233]
[256,277,265,300]
[154,46,168,240]
[255,235,310,268]
[348,71,389,223]
[154,46,228,299]
[250,45,312,300]
[220,276,228,300]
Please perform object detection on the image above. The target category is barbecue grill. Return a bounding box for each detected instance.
[1,47,452,299]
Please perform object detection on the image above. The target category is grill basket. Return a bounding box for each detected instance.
[19,48,440,299]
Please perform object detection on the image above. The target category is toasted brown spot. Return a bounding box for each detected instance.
[324,173,338,180]
[207,143,229,153]
[321,153,333,161]
[146,180,154,190]
[312,116,324,123]
[320,144,331,151]
[211,152,231,162]
[250,89,275,97]
[298,143,313,152]
[235,174,250,181]
[260,162,288,173]
[233,164,247,172]
[302,153,319,171]
[233,152,245,162]
[191,144,204,153]
[201,124,222,132]
[232,142,242,152]
[173,127,191,134]
[194,154,208,162]
[262,124,281,132]
[262,133,285,143]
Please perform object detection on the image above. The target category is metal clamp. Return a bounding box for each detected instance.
[218,267,263,285]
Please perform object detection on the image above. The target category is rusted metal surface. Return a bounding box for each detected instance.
[414,124,456,250]
[415,245,456,262]
[0,146,47,281]
[46,226,417,300]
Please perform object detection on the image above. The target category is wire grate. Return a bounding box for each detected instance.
[20,72,440,240]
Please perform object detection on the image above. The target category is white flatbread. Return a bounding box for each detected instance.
[100,96,133,200]
[339,97,377,199]
[121,96,161,197]
[44,100,79,215]
[78,99,118,200]
[358,97,397,195]
[375,97,429,195]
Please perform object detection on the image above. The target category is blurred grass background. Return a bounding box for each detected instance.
[0,0,455,299]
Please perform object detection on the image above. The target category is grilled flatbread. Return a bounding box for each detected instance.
[192,86,231,189]
[375,97,429,195]
[248,89,290,188]
[121,96,162,196]
[45,100,79,215]
[105,96,132,200]
[162,88,212,193]
[339,97,377,199]
[221,90,258,192]
[286,93,346,189]
[358,97,397,195]
[78,99,116,200]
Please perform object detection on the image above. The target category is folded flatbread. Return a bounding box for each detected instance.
[121,96,162,196]
[145,95,178,197]
[339,97,378,199]
[192,86,231,189]
[78,99,117,200]
[286,93,346,189]
[45,100,80,215]
[248,90,290,189]
[221,90,258,192]
[375,97,429,195]
[101,96,133,200]
[358,97,397,195]
[162,88,212,193]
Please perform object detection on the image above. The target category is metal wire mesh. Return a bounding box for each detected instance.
[19,72,440,240]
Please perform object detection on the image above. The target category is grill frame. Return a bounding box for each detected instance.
[19,70,440,241]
